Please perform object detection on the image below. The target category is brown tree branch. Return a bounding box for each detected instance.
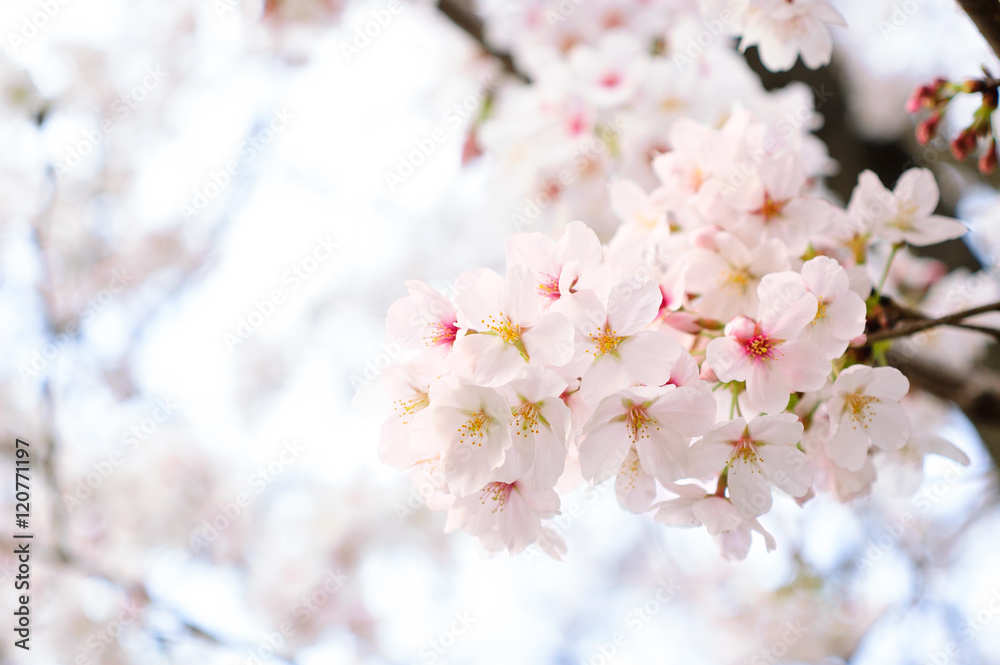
[866,300,1000,342]
[435,0,529,82]
[956,0,1000,61]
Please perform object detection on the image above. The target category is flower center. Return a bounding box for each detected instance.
[538,274,561,301]
[812,299,828,324]
[483,312,522,345]
[425,321,459,346]
[845,392,878,428]
[625,403,659,443]
[733,433,759,462]
[588,325,623,357]
[889,202,918,231]
[480,482,514,513]
[393,393,429,425]
[459,410,492,446]
[720,269,752,294]
[756,193,786,221]
[744,332,778,360]
[512,402,542,437]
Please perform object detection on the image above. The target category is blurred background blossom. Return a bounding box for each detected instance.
[0,0,998,664]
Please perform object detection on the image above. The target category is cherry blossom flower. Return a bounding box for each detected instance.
[721,152,836,256]
[739,0,847,72]
[799,256,868,359]
[505,220,603,304]
[377,361,441,469]
[847,168,967,246]
[826,365,910,471]
[494,366,572,489]
[451,266,575,386]
[875,393,971,496]
[653,486,777,560]
[579,384,716,489]
[687,414,812,517]
[444,481,562,554]
[431,379,514,495]
[706,272,831,414]
[557,279,683,404]
[386,280,459,349]
[567,31,649,108]
[685,233,791,322]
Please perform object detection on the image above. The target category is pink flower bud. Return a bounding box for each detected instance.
[979,139,998,174]
[915,112,941,145]
[950,127,979,160]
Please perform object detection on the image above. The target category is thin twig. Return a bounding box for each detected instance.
[866,300,1000,343]
[435,0,529,82]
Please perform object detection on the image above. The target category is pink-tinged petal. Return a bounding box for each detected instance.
[505,232,557,276]
[746,360,792,415]
[455,334,525,386]
[749,518,778,552]
[505,365,567,404]
[831,364,872,394]
[607,279,663,335]
[557,221,603,271]
[504,265,544,326]
[443,440,504,496]
[579,422,632,483]
[820,293,867,340]
[686,440,734,480]
[652,496,701,527]
[522,312,575,367]
[610,179,655,225]
[386,280,457,349]
[773,340,830,392]
[716,523,753,560]
[919,435,971,466]
[895,168,939,218]
[692,497,744,535]
[866,401,910,451]
[616,447,657,513]
[761,152,806,201]
[827,415,871,471]
[580,354,631,405]
[904,215,968,246]
[811,1,847,26]
[495,430,534,483]
[706,336,753,383]
[728,454,772,517]
[523,426,568,490]
[453,268,504,330]
[378,407,438,469]
[618,330,681,387]
[648,384,718,437]
[758,272,817,338]
[847,170,892,231]
[716,232,753,267]
[758,445,813,497]
[747,412,803,447]
[636,426,688,484]
[747,238,791,276]
[867,366,910,400]
[801,256,848,300]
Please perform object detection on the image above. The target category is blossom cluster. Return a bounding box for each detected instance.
[378,108,974,560]
[465,0,844,241]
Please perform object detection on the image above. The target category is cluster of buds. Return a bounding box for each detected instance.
[908,70,999,174]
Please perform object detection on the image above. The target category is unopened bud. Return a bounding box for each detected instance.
[915,112,941,145]
[950,127,978,160]
[979,139,998,174]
